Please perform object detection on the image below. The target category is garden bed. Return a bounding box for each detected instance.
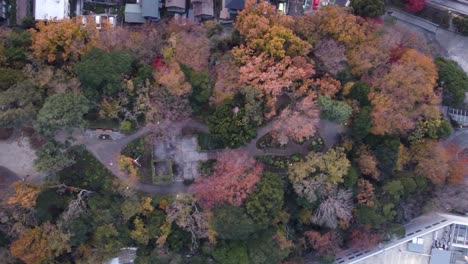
[256,132,286,149]
[121,136,161,185]
[153,159,173,185]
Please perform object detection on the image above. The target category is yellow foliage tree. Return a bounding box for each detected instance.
[7,182,42,208]
[29,19,99,64]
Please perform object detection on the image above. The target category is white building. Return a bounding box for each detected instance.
[34,0,69,20]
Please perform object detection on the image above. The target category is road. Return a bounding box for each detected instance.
[76,119,346,194]
[427,0,468,15]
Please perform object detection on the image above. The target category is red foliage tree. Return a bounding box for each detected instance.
[304,230,342,256]
[348,225,382,250]
[192,150,263,209]
[405,0,425,13]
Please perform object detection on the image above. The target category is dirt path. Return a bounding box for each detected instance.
[77,118,346,194]
[0,136,42,182]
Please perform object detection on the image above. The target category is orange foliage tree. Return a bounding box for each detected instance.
[7,182,42,208]
[192,149,263,209]
[211,55,241,106]
[348,225,382,250]
[154,61,192,96]
[410,140,450,185]
[304,230,342,256]
[10,223,71,264]
[445,144,467,184]
[173,28,210,72]
[29,19,99,64]
[356,179,375,207]
[313,74,341,97]
[369,49,440,135]
[358,146,380,180]
[294,6,368,48]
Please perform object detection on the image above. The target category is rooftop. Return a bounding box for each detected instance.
[34,0,69,20]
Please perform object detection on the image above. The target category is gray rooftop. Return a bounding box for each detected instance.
[142,0,160,19]
[124,4,145,23]
[429,248,451,264]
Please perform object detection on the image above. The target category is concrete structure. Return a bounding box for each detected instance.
[192,0,214,18]
[124,3,145,23]
[333,213,468,264]
[448,107,468,127]
[34,0,69,20]
[166,0,186,13]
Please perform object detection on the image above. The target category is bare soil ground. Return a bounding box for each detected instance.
[0,136,41,182]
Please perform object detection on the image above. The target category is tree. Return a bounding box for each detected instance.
[212,205,258,240]
[348,225,381,250]
[383,180,404,200]
[346,38,389,77]
[29,19,98,64]
[245,173,284,226]
[165,194,212,250]
[410,140,450,185]
[10,223,71,264]
[312,188,353,229]
[92,224,122,260]
[405,0,425,13]
[7,182,42,208]
[34,141,75,174]
[453,15,468,35]
[358,145,380,179]
[75,48,134,99]
[212,241,249,264]
[181,65,213,114]
[0,81,42,128]
[0,67,24,91]
[192,149,263,209]
[351,106,372,140]
[313,38,347,75]
[237,53,314,118]
[294,6,368,48]
[246,230,292,264]
[313,74,341,97]
[348,82,371,106]
[318,95,352,123]
[155,61,192,97]
[356,179,375,206]
[173,29,210,72]
[272,93,320,144]
[289,149,350,203]
[36,93,89,137]
[149,86,192,122]
[350,0,385,17]
[304,230,342,256]
[435,57,468,107]
[130,217,150,245]
[207,103,258,148]
[369,49,439,135]
[212,55,241,106]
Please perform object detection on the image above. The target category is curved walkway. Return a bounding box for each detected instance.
[78,118,346,194]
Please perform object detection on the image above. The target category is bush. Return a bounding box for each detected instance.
[120,120,133,134]
[350,0,385,17]
[318,95,352,123]
[435,57,468,107]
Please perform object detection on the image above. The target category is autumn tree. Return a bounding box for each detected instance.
[294,6,368,48]
[211,55,241,106]
[446,145,467,185]
[154,61,192,96]
[272,92,320,144]
[7,182,42,208]
[304,230,342,256]
[10,223,71,264]
[312,188,353,229]
[313,74,341,97]
[410,140,450,185]
[405,0,425,13]
[358,145,380,180]
[192,149,263,209]
[346,39,389,76]
[318,95,352,123]
[29,19,98,64]
[289,148,350,203]
[173,28,210,72]
[369,49,439,135]
[313,39,347,75]
[348,225,382,250]
[356,179,375,206]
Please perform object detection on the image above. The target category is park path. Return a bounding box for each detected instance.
[78,118,345,194]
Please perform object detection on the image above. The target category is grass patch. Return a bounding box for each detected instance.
[197,133,225,150]
[153,159,173,185]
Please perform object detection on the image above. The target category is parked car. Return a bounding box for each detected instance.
[313,0,319,10]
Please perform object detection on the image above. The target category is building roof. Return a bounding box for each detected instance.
[193,0,214,17]
[225,0,244,10]
[142,0,160,19]
[429,248,451,264]
[34,0,69,20]
[166,0,186,12]
[124,4,145,23]
[333,213,468,264]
